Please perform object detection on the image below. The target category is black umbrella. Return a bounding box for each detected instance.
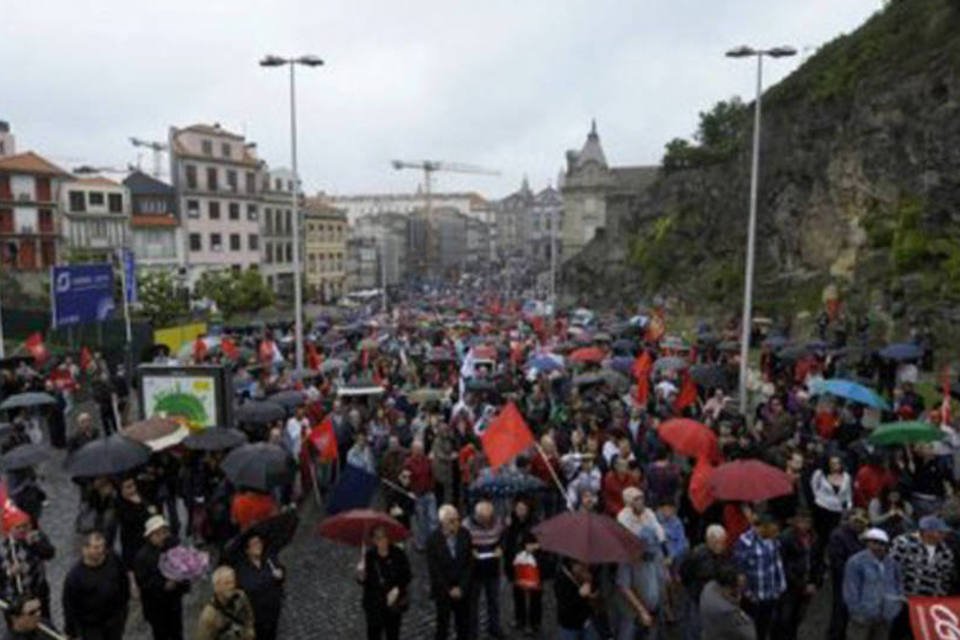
[235,401,286,426]
[465,378,497,393]
[612,339,637,355]
[66,434,152,479]
[776,345,809,362]
[269,390,307,412]
[689,364,729,391]
[224,510,300,560]
[0,392,58,411]
[0,443,50,471]
[221,443,292,491]
[183,428,248,452]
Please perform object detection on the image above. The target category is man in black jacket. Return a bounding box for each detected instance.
[62,531,129,640]
[426,504,473,640]
[826,508,867,640]
[133,516,189,640]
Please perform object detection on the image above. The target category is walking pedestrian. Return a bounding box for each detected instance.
[698,564,756,640]
[356,525,412,640]
[0,507,55,619]
[233,532,285,640]
[615,525,667,640]
[503,498,543,637]
[133,515,189,640]
[732,513,786,640]
[405,439,437,552]
[195,566,255,640]
[841,528,902,640]
[826,509,868,640]
[426,504,473,640]
[463,499,505,639]
[62,531,129,640]
[2,593,45,640]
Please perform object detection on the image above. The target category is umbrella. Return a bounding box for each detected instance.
[0,443,50,471]
[183,428,248,451]
[527,355,564,372]
[122,417,186,451]
[592,332,612,343]
[225,510,300,559]
[868,421,943,446]
[270,390,307,411]
[653,356,687,373]
[235,401,286,426]
[608,356,634,375]
[611,339,637,355]
[806,340,830,353]
[660,336,689,351]
[810,378,889,410]
[689,364,728,390]
[656,419,717,458]
[762,335,790,349]
[0,392,58,411]
[573,374,605,388]
[598,370,630,392]
[221,443,293,492]
[708,459,794,502]
[465,379,497,393]
[776,345,810,362]
[316,508,409,547]
[320,359,347,374]
[470,471,545,497]
[66,434,152,479]
[717,341,741,353]
[878,343,923,362]
[532,511,644,564]
[407,388,447,404]
[568,347,606,364]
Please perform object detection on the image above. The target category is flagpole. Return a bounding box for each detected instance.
[0,290,5,359]
[534,443,569,510]
[117,248,134,393]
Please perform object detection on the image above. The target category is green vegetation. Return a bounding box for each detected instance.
[137,271,190,327]
[194,268,275,319]
[662,98,749,173]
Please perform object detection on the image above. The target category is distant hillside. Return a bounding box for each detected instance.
[562,0,960,332]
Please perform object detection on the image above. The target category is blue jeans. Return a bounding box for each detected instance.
[414,492,437,549]
[558,621,600,640]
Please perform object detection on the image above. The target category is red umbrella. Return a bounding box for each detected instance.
[316,509,409,547]
[708,459,793,502]
[532,511,644,564]
[657,419,718,458]
[569,347,606,364]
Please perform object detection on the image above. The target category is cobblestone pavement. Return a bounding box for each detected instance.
[37,404,833,639]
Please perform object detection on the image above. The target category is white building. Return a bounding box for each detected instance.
[324,191,483,226]
[260,167,299,299]
[60,177,130,262]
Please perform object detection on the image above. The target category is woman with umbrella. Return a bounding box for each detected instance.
[356,524,412,640]
[232,532,286,640]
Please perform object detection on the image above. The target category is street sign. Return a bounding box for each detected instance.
[50,263,115,328]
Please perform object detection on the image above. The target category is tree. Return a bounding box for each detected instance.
[694,97,748,154]
[137,271,189,328]
[194,268,274,318]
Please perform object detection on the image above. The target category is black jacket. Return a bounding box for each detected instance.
[554,568,595,631]
[779,527,822,589]
[233,554,285,635]
[679,544,730,602]
[826,524,863,583]
[61,551,129,636]
[359,545,412,622]
[426,528,473,601]
[133,537,188,620]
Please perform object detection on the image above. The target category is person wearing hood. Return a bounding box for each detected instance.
[699,564,756,640]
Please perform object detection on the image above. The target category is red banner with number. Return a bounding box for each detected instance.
[909,596,960,640]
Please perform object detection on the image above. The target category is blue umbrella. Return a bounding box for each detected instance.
[878,343,923,362]
[608,356,634,374]
[527,355,564,372]
[470,470,546,498]
[810,378,889,410]
[762,335,790,349]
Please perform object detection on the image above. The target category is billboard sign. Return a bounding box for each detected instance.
[50,263,115,328]
[138,365,232,430]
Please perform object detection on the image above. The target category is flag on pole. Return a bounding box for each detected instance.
[673,370,698,412]
[23,333,48,366]
[309,416,339,462]
[631,350,653,405]
[306,342,322,371]
[326,464,379,515]
[480,402,535,469]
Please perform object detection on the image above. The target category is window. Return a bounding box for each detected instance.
[206,167,218,191]
[274,178,282,191]
[108,193,123,213]
[187,199,200,218]
[68,191,85,212]
[35,177,51,202]
[209,201,220,220]
[286,243,293,263]
[202,140,213,155]
[285,210,292,234]
[287,180,294,192]
[248,234,259,251]
[230,233,241,251]
[88,192,104,206]
[245,172,255,194]
[221,142,231,158]
[247,204,258,221]
[185,164,197,189]
[229,203,240,220]
[210,233,222,252]
[265,209,273,234]
[189,233,202,251]
[226,170,237,191]
[38,210,53,233]
[265,242,273,264]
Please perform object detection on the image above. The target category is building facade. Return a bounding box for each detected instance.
[0,151,68,272]
[303,199,347,302]
[168,123,263,285]
[124,170,181,271]
[324,191,481,226]
[344,236,378,292]
[260,168,299,299]
[60,177,130,263]
[353,212,409,287]
[530,185,563,263]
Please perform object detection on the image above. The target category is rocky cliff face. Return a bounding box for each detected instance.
[563,0,960,326]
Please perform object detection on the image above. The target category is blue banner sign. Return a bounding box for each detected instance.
[51,264,116,328]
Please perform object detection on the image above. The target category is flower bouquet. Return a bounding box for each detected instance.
[159,545,210,582]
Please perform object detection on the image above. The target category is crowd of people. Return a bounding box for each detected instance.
[0,294,958,640]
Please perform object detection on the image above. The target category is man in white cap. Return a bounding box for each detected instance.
[133,515,189,640]
[841,528,902,640]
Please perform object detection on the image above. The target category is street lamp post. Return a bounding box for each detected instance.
[260,54,324,373]
[726,45,796,415]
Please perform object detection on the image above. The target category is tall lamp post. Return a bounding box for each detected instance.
[726,44,796,414]
[260,53,324,372]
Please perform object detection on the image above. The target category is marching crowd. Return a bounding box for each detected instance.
[0,295,959,640]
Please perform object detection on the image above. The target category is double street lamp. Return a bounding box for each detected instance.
[259,54,324,372]
[726,45,796,415]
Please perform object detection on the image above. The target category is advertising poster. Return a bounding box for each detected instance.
[138,365,230,430]
[50,263,115,328]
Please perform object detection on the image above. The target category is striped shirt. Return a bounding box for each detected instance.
[733,528,787,602]
[890,532,955,596]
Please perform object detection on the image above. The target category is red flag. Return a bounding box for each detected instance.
[908,596,960,640]
[309,416,339,462]
[221,337,239,361]
[673,370,698,412]
[688,456,716,513]
[23,333,48,365]
[480,402,535,469]
[306,342,322,371]
[0,479,27,534]
[632,351,653,405]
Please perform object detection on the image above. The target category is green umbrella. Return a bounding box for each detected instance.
[868,421,943,446]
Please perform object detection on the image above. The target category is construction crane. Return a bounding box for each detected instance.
[390,160,498,280]
[130,137,169,178]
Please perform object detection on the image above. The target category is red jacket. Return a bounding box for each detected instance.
[404,453,434,496]
[853,464,897,508]
[601,471,641,517]
[529,451,560,486]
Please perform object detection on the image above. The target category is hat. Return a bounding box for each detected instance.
[861,528,890,544]
[622,487,643,505]
[143,515,169,538]
[919,515,952,533]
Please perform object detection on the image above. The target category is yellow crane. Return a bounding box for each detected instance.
[390,160,498,279]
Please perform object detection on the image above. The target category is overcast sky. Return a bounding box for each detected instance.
[2,0,881,199]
